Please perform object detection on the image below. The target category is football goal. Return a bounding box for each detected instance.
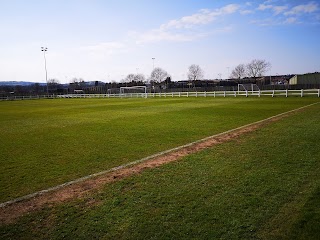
[238,84,260,93]
[119,86,147,98]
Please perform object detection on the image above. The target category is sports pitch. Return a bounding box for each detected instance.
[0,97,318,202]
[1,97,320,239]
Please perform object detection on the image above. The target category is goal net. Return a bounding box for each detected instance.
[238,84,260,93]
[119,86,147,98]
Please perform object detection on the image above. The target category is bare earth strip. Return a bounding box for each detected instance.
[0,103,318,224]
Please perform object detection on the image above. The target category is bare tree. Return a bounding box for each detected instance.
[230,64,246,79]
[150,67,169,83]
[188,64,204,81]
[246,59,271,79]
[123,73,146,85]
[125,74,135,83]
[134,73,146,83]
[187,64,204,88]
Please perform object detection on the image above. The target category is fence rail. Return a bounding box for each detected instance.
[1,89,319,101]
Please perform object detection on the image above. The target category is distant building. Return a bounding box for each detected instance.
[289,73,320,85]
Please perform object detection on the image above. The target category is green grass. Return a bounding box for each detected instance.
[0,97,318,202]
[0,101,319,239]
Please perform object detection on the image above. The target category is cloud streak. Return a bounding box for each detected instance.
[254,1,319,25]
[160,4,239,30]
[284,2,318,15]
[81,2,320,54]
[258,4,288,15]
[133,4,239,44]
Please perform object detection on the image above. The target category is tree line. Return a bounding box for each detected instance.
[0,59,271,95]
[230,59,271,80]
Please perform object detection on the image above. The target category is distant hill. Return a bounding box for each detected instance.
[0,81,46,86]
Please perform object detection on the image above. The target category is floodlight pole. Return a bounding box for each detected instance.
[227,67,230,80]
[41,47,49,95]
[152,58,155,70]
[151,58,155,93]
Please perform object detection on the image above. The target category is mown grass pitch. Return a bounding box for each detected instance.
[0,100,319,239]
[0,97,318,203]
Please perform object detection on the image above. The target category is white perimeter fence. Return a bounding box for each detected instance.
[1,89,320,101]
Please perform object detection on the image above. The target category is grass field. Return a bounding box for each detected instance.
[0,98,319,239]
[0,97,319,203]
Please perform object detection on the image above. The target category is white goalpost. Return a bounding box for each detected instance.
[238,84,260,93]
[237,84,261,97]
[119,86,147,98]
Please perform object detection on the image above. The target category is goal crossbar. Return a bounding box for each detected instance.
[238,84,260,93]
[119,86,147,98]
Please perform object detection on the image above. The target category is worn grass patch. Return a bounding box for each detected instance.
[1,101,319,239]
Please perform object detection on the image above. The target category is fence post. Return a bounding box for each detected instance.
[301,89,303,97]
[187,92,189,97]
[224,91,226,97]
[204,91,206,97]
[286,89,288,98]
[272,90,274,97]
[234,91,236,97]
[196,92,198,97]
[245,90,248,97]
[179,92,181,97]
[258,90,261,97]
[318,89,320,98]
[214,91,216,98]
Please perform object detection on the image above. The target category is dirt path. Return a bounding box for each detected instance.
[0,105,313,224]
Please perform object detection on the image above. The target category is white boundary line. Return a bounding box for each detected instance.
[1,102,319,208]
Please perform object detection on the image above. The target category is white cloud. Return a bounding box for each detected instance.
[264,0,277,3]
[240,10,254,15]
[285,2,318,15]
[161,9,213,29]
[258,4,273,11]
[133,4,239,44]
[258,4,288,15]
[221,4,240,14]
[134,29,197,44]
[160,4,239,30]
[253,2,319,25]
[250,18,276,26]
[284,17,298,24]
[273,5,288,15]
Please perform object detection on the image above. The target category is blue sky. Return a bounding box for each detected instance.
[0,0,319,83]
